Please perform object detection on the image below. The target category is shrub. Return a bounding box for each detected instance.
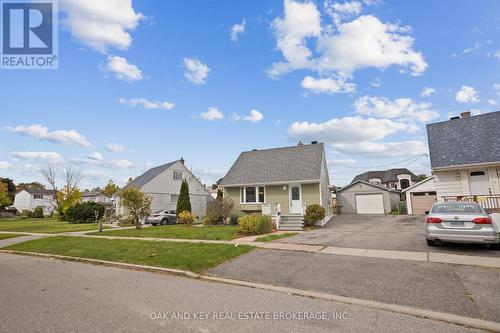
[176,180,192,215]
[21,210,32,218]
[32,206,44,218]
[229,213,239,225]
[177,211,195,225]
[304,204,326,226]
[204,198,234,225]
[237,214,273,235]
[65,202,105,223]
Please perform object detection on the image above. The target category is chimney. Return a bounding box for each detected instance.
[450,116,460,120]
[311,141,318,144]
[297,141,304,146]
[460,111,471,119]
[180,157,185,165]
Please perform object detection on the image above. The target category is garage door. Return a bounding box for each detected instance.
[355,194,384,214]
[411,192,437,214]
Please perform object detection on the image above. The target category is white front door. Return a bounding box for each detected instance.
[468,170,490,195]
[289,185,302,214]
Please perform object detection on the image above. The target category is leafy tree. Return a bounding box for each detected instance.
[0,182,12,208]
[119,188,151,230]
[32,206,45,218]
[416,174,428,181]
[0,178,15,203]
[57,187,82,218]
[65,202,105,223]
[176,179,191,215]
[204,198,234,225]
[102,180,119,197]
[16,181,45,192]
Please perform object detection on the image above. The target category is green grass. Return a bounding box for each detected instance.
[6,236,253,273]
[254,233,298,242]
[90,225,240,241]
[0,233,24,240]
[0,218,108,234]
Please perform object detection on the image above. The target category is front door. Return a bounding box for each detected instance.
[468,170,490,195]
[290,185,302,214]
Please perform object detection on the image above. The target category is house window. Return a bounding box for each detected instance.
[173,171,183,180]
[400,179,410,189]
[33,194,43,199]
[470,171,485,176]
[170,194,179,203]
[240,186,265,203]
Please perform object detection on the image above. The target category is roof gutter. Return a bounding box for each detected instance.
[219,179,321,187]
[432,161,500,171]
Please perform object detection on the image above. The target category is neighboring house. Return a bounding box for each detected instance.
[219,142,332,230]
[337,180,401,214]
[13,189,56,216]
[427,111,500,212]
[116,159,213,220]
[402,176,437,214]
[81,190,112,205]
[351,168,419,190]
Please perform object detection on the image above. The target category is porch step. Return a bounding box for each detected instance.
[279,215,304,231]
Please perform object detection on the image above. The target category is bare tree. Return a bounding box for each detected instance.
[40,165,60,211]
[40,165,84,215]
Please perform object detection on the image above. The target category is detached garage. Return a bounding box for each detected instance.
[403,176,437,215]
[338,180,402,214]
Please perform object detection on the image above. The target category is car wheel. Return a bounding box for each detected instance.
[426,238,437,247]
[151,223,157,226]
[489,243,500,250]
[161,218,168,226]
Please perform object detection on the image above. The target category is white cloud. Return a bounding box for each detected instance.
[353,95,439,122]
[106,143,126,153]
[236,109,264,123]
[421,87,436,97]
[494,83,500,96]
[269,1,427,79]
[200,107,224,121]
[60,0,144,52]
[184,58,210,85]
[100,159,135,168]
[8,124,91,147]
[325,0,362,26]
[0,161,12,169]
[88,152,104,161]
[455,85,480,103]
[288,116,410,144]
[118,98,174,110]
[301,76,355,94]
[487,99,497,105]
[104,56,143,82]
[328,159,356,167]
[333,140,428,157]
[230,19,246,42]
[11,151,63,162]
[370,77,382,88]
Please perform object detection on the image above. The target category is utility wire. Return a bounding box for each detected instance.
[337,153,429,169]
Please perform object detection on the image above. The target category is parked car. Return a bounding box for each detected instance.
[425,202,499,248]
[146,210,177,226]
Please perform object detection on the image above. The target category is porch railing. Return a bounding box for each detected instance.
[443,195,500,212]
[262,203,282,229]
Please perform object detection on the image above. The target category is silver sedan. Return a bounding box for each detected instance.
[425,202,499,248]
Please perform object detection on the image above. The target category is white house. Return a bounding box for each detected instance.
[350,168,419,190]
[81,190,112,205]
[13,189,57,216]
[402,176,437,214]
[116,159,213,220]
[426,111,500,212]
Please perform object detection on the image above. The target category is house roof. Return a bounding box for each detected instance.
[82,190,109,198]
[351,168,418,184]
[219,143,325,186]
[402,176,435,193]
[426,111,500,169]
[123,160,179,190]
[338,180,401,193]
[22,188,56,196]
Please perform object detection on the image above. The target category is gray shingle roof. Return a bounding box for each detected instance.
[82,190,109,197]
[23,188,56,196]
[123,160,179,189]
[426,111,500,168]
[219,143,325,186]
[351,168,418,184]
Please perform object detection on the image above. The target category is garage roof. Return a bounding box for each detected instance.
[402,176,435,193]
[339,180,401,193]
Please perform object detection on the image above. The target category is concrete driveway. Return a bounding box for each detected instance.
[277,215,500,257]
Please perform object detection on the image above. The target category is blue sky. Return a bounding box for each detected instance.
[1,0,499,189]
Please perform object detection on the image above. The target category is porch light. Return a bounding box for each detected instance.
[283,185,287,190]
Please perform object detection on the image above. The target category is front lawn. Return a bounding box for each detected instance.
[90,225,240,241]
[0,233,24,240]
[254,233,298,242]
[6,236,253,273]
[0,218,108,234]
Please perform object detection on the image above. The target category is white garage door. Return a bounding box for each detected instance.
[355,194,384,214]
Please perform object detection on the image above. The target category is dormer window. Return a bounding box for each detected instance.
[400,179,410,189]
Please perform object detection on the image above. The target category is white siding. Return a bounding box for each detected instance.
[404,177,437,214]
[13,190,55,216]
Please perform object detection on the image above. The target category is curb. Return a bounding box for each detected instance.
[1,249,499,332]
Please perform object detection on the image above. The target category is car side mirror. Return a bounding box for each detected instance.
[424,211,430,215]
[486,210,492,215]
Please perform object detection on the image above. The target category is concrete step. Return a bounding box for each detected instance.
[278,225,304,231]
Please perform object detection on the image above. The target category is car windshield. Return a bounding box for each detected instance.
[431,203,483,214]
[153,210,166,214]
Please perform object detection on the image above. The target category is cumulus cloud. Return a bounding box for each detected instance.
[421,87,436,97]
[353,95,439,122]
[487,99,497,105]
[301,76,355,94]
[328,159,356,167]
[72,156,135,169]
[60,0,144,52]
[118,98,174,110]
[104,56,143,82]
[11,151,63,162]
[455,85,480,103]
[332,140,428,157]
[184,58,210,84]
[236,109,264,123]
[200,107,224,121]
[106,143,127,153]
[269,1,427,80]
[88,152,104,161]
[0,161,12,169]
[230,19,246,42]
[8,124,91,147]
[325,0,362,26]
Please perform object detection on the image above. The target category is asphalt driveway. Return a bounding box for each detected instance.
[277,215,500,257]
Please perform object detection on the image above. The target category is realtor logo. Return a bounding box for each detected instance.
[1,0,58,69]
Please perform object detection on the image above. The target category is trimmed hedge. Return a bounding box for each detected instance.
[65,202,105,223]
[32,206,45,218]
[177,211,195,225]
[237,214,273,235]
[304,204,325,226]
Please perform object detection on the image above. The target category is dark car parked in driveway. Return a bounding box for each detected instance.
[146,210,177,225]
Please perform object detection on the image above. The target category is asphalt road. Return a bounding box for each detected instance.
[278,215,500,257]
[208,249,500,322]
[0,253,485,333]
